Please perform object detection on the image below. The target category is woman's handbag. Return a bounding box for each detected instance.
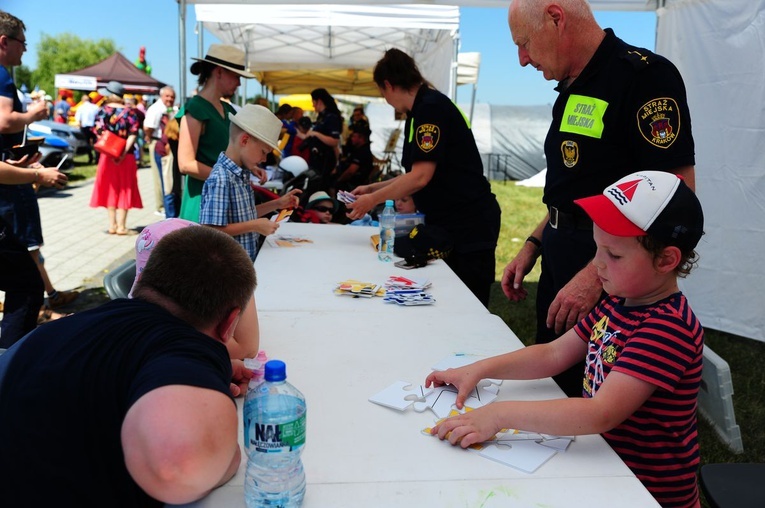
[94,107,129,158]
[93,129,126,159]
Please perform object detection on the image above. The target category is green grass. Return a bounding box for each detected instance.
[487,182,765,473]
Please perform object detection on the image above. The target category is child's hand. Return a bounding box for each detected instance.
[425,366,482,410]
[276,189,301,210]
[252,166,268,184]
[229,359,254,398]
[430,405,502,448]
[253,218,279,236]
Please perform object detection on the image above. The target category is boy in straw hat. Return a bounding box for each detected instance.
[426,171,705,508]
[200,104,300,260]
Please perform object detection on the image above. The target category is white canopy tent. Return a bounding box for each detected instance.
[177,0,765,344]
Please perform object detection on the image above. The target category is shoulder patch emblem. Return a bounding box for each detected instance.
[416,124,440,152]
[637,97,681,149]
[561,140,579,169]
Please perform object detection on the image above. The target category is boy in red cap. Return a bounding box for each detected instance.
[426,171,704,508]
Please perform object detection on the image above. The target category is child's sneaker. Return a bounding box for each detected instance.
[48,290,80,309]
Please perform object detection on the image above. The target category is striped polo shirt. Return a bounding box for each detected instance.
[575,293,703,508]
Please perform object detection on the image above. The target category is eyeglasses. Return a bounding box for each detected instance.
[5,35,27,49]
[312,205,333,213]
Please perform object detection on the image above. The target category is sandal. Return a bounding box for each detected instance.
[107,227,117,235]
[116,227,129,236]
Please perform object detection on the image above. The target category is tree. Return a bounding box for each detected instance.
[31,33,118,97]
[12,65,33,92]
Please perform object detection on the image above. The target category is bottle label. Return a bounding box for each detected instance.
[250,414,306,453]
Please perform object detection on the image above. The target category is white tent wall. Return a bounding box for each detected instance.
[195,4,459,96]
[656,0,765,342]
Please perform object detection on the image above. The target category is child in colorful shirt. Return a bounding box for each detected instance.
[426,171,704,508]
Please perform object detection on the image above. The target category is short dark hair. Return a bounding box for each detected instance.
[636,235,700,278]
[133,227,257,329]
[0,10,25,39]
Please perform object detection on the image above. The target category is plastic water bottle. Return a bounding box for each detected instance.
[244,360,307,507]
[378,200,396,262]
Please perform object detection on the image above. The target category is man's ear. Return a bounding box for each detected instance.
[216,308,242,344]
[547,4,564,28]
[655,246,682,274]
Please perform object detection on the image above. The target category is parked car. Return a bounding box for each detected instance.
[25,129,74,170]
[29,120,90,158]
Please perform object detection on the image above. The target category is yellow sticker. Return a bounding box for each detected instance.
[559,94,608,138]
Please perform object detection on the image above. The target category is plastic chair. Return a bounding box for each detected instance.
[699,463,765,508]
[103,259,137,300]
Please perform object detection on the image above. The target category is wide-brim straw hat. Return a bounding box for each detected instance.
[229,104,282,150]
[191,44,256,78]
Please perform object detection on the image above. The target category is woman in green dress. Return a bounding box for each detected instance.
[176,45,256,222]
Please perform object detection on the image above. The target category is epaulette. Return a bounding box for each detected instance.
[621,48,653,70]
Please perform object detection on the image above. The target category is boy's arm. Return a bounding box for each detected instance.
[432,372,656,448]
[426,327,588,408]
[207,219,278,237]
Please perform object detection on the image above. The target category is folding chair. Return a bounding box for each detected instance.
[103,259,137,300]
[699,463,765,508]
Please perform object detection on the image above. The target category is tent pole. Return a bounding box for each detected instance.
[450,32,459,101]
[179,0,187,103]
[469,83,476,125]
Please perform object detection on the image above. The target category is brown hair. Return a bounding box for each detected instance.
[636,236,699,278]
[373,48,425,90]
[133,227,257,329]
[0,11,25,39]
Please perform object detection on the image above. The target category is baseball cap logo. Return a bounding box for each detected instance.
[606,178,641,206]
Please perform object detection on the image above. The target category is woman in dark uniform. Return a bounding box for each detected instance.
[347,48,501,307]
[300,88,343,180]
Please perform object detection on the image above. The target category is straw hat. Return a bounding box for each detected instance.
[191,44,255,78]
[229,104,282,150]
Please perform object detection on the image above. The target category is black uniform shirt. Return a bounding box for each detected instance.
[402,85,499,251]
[544,29,695,213]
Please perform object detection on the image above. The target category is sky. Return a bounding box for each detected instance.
[5,0,656,106]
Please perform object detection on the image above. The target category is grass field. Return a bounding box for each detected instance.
[486,182,765,492]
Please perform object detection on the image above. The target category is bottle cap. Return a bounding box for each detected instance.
[385,200,394,207]
[264,360,287,382]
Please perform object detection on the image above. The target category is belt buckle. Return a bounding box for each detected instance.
[550,207,559,229]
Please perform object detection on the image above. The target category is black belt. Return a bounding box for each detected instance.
[549,206,592,230]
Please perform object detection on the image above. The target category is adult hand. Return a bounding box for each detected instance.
[431,405,502,449]
[28,100,49,121]
[351,184,372,196]
[252,166,268,184]
[253,218,279,236]
[425,366,482,410]
[229,359,254,397]
[276,188,301,209]
[345,194,376,220]
[6,152,41,167]
[500,245,538,301]
[546,266,602,334]
[36,167,68,189]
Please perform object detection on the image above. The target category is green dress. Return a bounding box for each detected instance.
[177,97,237,223]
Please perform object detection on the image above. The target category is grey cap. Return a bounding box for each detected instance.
[97,80,126,98]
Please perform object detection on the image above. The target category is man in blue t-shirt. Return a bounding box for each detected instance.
[0,227,257,507]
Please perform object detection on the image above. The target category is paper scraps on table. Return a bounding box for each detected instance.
[383,275,435,306]
[265,234,313,248]
[334,279,385,298]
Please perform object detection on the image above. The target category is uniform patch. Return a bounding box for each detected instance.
[637,97,680,149]
[416,124,440,152]
[561,140,579,169]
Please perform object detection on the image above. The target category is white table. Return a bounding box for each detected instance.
[253,222,489,315]
[173,310,659,508]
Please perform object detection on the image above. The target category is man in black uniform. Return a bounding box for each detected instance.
[348,48,501,307]
[332,123,374,192]
[501,0,696,396]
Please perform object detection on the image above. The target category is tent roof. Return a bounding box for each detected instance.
[185,0,659,9]
[60,52,166,94]
[196,4,459,96]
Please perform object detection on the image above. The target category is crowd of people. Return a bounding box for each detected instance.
[0,1,709,507]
